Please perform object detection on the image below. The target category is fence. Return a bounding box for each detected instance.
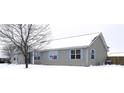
[107,57,124,65]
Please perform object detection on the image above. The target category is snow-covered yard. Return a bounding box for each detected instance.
[0,64,124,93]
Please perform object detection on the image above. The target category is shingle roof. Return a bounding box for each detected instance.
[42,32,104,51]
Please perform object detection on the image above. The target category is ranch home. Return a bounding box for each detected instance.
[11,32,108,66]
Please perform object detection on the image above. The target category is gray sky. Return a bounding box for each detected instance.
[0,0,124,53]
[51,24,124,52]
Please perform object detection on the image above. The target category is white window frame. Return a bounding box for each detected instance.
[48,51,58,60]
[34,51,40,60]
[70,49,82,60]
[91,49,96,59]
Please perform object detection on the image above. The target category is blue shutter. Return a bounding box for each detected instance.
[56,51,58,60]
[68,49,71,61]
[94,49,96,59]
[48,51,51,60]
[80,49,83,60]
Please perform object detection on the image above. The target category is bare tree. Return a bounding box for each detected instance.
[2,44,16,61]
[0,24,50,68]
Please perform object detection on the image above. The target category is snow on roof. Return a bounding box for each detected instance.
[42,32,101,51]
[108,52,124,57]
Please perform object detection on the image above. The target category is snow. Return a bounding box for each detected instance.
[0,64,124,93]
[42,32,100,50]
[108,52,124,57]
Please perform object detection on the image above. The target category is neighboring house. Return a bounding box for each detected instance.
[107,52,124,65]
[0,51,10,63]
[0,58,10,63]
[11,32,108,66]
[10,49,32,64]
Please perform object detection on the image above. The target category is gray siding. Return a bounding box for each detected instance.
[38,48,88,66]
[38,36,107,66]
[11,54,25,64]
[88,36,107,66]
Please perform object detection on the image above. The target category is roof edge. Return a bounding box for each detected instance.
[99,32,108,51]
[88,32,108,51]
[40,46,88,52]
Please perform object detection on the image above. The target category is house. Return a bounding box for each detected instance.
[0,51,10,63]
[11,32,108,66]
[10,49,32,64]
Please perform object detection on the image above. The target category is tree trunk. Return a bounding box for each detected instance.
[24,54,28,68]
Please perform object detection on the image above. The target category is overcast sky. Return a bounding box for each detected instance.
[0,0,124,53]
[51,24,124,52]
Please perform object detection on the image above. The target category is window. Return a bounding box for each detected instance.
[49,51,58,60]
[91,49,96,59]
[34,57,37,60]
[34,51,40,60]
[14,57,16,61]
[71,49,81,59]
[38,56,40,60]
[71,50,75,59]
[34,56,40,60]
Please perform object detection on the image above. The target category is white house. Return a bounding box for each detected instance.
[11,32,108,66]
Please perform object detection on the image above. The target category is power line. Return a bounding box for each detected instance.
[51,32,100,41]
